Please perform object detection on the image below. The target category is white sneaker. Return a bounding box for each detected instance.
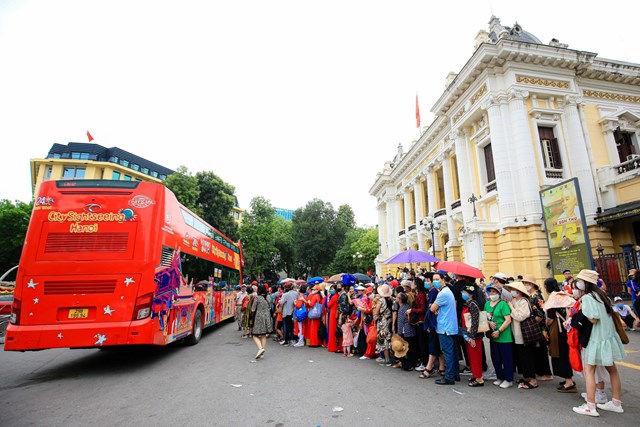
[375,357,385,362]
[415,364,426,372]
[573,403,599,417]
[359,356,370,360]
[493,379,503,386]
[293,339,304,347]
[499,381,514,389]
[597,401,624,413]
[581,392,607,405]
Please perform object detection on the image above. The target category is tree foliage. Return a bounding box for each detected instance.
[239,196,277,279]
[164,165,200,213]
[291,199,340,276]
[195,171,239,241]
[0,199,33,276]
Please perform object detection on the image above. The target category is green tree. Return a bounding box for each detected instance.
[240,196,277,279]
[195,171,239,241]
[0,199,33,276]
[291,199,338,276]
[329,227,379,275]
[272,216,294,276]
[334,204,356,250]
[164,165,200,213]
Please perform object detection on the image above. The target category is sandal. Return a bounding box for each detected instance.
[468,379,485,387]
[419,368,437,379]
[518,381,539,390]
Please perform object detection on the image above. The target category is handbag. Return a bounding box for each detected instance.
[463,310,490,333]
[520,300,544,345]
[308,303,322,319]
[612,313,629,344]
[294,304,308,322]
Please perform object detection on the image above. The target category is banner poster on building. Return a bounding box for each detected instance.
[539,177,594,283]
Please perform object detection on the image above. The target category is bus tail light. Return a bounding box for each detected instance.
[10,298,21,325]
[133,293,153,320]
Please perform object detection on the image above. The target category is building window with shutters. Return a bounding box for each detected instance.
[538,126,563,179]
[613,128,639,173]
[482,143,497,193]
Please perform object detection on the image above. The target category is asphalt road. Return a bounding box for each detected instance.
[1,321,639,427]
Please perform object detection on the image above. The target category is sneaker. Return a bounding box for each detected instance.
[359,356,370,360]
[415,364,426,372]
[293,340,304,347]
[596,401,624,414]
[460,367,472,376]
[493,379,503,386]
[255,348,265,359]
[385,360,392,366]
[572,403,599,417]
[499,381,514,389]
[375,357,385,362]
[279,340,286,345]
[581,392,607,405]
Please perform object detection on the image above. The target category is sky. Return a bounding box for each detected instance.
[1,0,639,227]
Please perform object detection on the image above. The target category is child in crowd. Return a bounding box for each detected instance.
[341,317,355,357]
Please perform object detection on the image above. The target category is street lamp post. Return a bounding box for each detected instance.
[352,251,363,272]
[422,215,441,258]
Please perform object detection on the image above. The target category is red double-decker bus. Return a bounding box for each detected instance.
[5,180,243,351]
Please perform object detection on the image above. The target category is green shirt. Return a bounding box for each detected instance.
[484,299,513,343]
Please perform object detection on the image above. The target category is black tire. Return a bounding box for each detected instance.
[185,308,203,346]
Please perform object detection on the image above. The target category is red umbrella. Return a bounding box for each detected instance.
[433,261,485,279]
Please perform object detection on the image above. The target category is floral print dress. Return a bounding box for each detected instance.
[375,297,392,352]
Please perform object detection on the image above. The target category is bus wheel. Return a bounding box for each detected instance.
[185,308,203,346]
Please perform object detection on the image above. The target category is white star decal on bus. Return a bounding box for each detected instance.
[57,333,63,339]
[103,305,115,316]
[33,298,39,304]
[94,334,107,346]
[27,279,38,288]
[124,277,135,287]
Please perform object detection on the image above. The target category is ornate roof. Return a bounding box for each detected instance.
[487,16,542,45]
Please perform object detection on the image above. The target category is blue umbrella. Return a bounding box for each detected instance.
[307,276,324,285]
[382,249,439,264]
[341,274,357,286]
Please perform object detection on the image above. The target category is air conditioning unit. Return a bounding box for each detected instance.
[627,154,640,161]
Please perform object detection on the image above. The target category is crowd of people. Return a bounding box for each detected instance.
[233,267,638,418]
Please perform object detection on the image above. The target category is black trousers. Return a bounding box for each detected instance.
[401,335,419,370]
[416,325,429,365]
[283,315,294,343]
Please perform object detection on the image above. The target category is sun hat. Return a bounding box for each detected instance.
[486,283,503,294]
[504,281,528,296]
[377,284,392,298]
[522,274,539,288]
[576,269,599,285]
[493,272,508,283]
[613,296,623,302]
[391,334,409,358]
[401,280,413,289]
[355,285,366,291]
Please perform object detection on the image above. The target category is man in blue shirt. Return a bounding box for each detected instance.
[431,278,459,385]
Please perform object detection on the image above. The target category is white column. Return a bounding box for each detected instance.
[442,152,459,246]
[377,205,386,258]
[483,97,517,223]
[394,195,403,252]
[508,90,541,219]
[413,179,426,251]
[453,128,473,224]
[563,97,599,222]
[402,191,411,249]
[424,167,440,252]
[385,198,396,256]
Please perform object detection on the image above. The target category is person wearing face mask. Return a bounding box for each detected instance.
[612,296,638,330]
[505,281,538,390]
[325,284,340,353]
[431,274,460,385]
[522,275,553,382]
[572,269,626,417]
[460,285,484,387]
[485,283,514,388]
[420,274,445,378]
[306,285,324,347]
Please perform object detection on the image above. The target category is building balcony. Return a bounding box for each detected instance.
[451,199,461,210]
[398,230,406,236]
[433,208,447,218]
[486,180,497,193]
[617,155,640,174]
[544,168,563,179]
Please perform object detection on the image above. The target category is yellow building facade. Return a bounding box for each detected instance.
[370,17,640,285]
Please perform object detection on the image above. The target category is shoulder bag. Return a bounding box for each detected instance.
[308,302,323,319]
[463,310,490,333]
[520,300,545,345]
[612,312,629,345]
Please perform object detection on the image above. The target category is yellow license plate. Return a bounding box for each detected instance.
[68,308,89,319]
